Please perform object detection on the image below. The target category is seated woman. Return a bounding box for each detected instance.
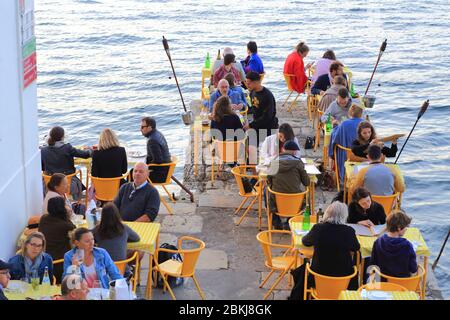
[93,202,140,278]
[351,121,398,159]
[42,173,75,217]
[370,210,418,278]
[210,96,244,142]
[311,49,336,83]
[41,126,92,200]
[213,53,241,87]
[9,232,54,283]
[259,123,301,166]
[63,228,123,289]
[91,128,128,181]
[39,197,76,284]
[348,187,386,227]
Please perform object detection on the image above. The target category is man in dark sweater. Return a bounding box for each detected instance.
[141,117,171,183]
[0,259,12,300]
[114,163,160,222]
[311,61,345,95]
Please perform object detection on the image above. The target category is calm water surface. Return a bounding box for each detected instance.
[35,0,450,297]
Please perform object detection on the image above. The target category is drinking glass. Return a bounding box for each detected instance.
[92,280,103,300]
[75,248,84,265]
[30,270,40,291]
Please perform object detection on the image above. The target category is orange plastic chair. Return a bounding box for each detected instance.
[52,258,64,285]
[357,282,408,292]
[147,156,178,214]
[282,73,300,111]
[43,170,82,196]
[371,193,400,217]
[304,263,358,300]
[307,94,319,124]
[231,165,262,229]
[211,138,246,182]
[267,186,309,230]
[153,236,206,300]
[256,230,300,300]
[333,144,366,193]
[373,265,425,299]
[114,251,140,293]
[90,175,125,202]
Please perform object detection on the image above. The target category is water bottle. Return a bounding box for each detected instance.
[42,266,51,296]
[204,52,211,69]
[325,113,332,134]
[302,204,311,231]
[350,83,358,98]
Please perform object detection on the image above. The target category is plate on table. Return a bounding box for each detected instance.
[5,280,28,294]
[366,290,393,300]
[128,150,145,158]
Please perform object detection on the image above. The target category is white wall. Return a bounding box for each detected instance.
[0,0,42,260]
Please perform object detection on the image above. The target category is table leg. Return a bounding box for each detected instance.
[146,253,153,299]
[258,181,263,231]
[422,256,428,300]
[310,180,315,215]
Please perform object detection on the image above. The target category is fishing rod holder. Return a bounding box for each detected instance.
[362,95,376,108]
[181,110,194,125]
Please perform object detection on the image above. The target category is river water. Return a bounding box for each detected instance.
[34,0,449,297]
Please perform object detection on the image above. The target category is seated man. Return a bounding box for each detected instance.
[209,78,245,113]
[213,53,241,87]
[241,41,264,75]
[328,104,364,186]
[141,117,171,183]
[317,75,347,112]
[114,162,160,222]
[267,140,310,230]
[320,87,352,126]
[311,61,345,95]
[212,47,246,84]
[349,144,405,196]
[0,259,12,301]
[53,274,89,300]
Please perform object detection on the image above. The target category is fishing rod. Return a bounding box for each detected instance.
[171,175,194,203]
[162,36,193,125]
[432,229,450,271]
[394,100,429,164]
[364,39,387,96]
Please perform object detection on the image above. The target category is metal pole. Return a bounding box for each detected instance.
[171,176,194,203]
[432,230,450,271]
[364,39,387,96]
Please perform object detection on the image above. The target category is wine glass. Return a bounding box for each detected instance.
[75,249,84,265]
[30,270,40,291]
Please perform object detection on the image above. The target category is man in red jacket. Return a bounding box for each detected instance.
[283,41,313,93]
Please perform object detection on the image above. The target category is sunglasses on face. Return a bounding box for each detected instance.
[141,125,149,129]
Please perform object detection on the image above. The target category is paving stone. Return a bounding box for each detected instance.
[161,214,203,234]
[196,249,228,270]
[198,193,249,209]
[158,233,178,246]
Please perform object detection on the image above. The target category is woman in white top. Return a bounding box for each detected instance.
[42,173,74,218]
[259,123,302,166]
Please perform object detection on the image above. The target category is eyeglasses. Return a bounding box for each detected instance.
[28,243,43,248]
[0,271,10,275]
[140,125,149,129]
[128,189,136,201]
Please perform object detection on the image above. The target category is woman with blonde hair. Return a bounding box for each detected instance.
[91,128,128,179]
[8,232,54,283]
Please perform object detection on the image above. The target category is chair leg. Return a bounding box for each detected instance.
[259,269,275,288]
[192,275,206,300]
[287,94,300,112]
[160,196,173,214]
[263,269,288,300]
[236,196,258,226]
[161,274,176,300]
[281,91,293,108]
[162,185,176,203]
[211,157,214,182]
[235,197,249,215]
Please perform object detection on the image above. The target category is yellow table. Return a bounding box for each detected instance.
[289,222,315,259]
[338,290,419,300]
[201,67,212,99]
[356,227,430,299]
[192,117,210,176]
[4,281,61,300]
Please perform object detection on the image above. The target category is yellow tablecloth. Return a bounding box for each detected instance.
[357,227,430,258]
[123,222,160,255]
[5,281,61,300]
[339,290,419,300]
[290,222,315,250]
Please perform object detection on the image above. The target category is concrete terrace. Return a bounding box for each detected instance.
[134,98,443,300]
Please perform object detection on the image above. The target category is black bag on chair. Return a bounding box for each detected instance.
[304,136,315,149]
[154,243,184,288]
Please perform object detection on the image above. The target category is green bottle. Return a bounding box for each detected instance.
[204,52,211,69]
[302,204,311,231]
[325,113,332,134]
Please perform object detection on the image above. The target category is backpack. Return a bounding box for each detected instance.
[304,136,315,149]
[154,243,184,288]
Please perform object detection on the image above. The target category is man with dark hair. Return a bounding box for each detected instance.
[349,144,406,196]
[317,75,347,112]
[0,259,12,300]
[311,61,345,95]
[241,41,264,74]
[141,117,171,183]
[213,53,241,87]
[321,87,352,126]
[244,72,278,160]
[267,140,310,230]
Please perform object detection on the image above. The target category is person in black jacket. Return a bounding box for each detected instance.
[348,187,386,227]
[41,126,92,199]
[351,121,398,159]
[311,61,345,95]
[91,128,128,183]
[0,259,12,300]
[210,96,244,141]
[140,117,171,183]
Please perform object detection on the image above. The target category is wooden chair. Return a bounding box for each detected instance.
[371,193,400,217]
[256,230,300,300]
[114,251,140,293]
[231,165,262,229]
[90,175,126,202]
[304,263,358,300]
[373,265,425,299]
[267,187,309,230]
[153,236,206,300]
[42,170,82,197]
[211,138,246,182]
[147,156,178,214]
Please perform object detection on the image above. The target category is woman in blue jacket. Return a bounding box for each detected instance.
[9,232,54,283]
[63,228,122,289]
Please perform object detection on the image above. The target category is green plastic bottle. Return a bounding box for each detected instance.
[325,113,332,134]
[204,52,211,69]
[302,204,311,231]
